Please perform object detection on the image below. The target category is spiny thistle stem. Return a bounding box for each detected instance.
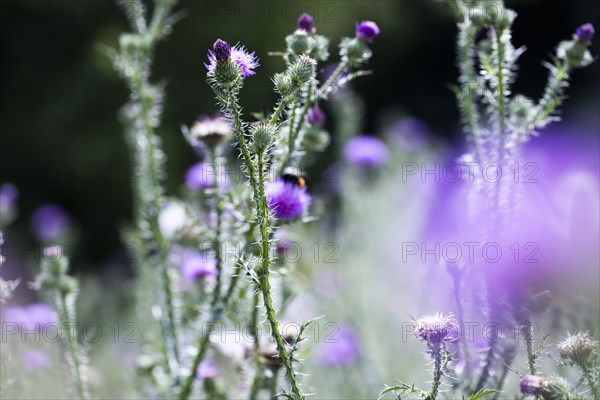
[255,150,304,400]
[522,321,537,375]
[56,291,89,400]
[429,343,445,399]
[287,98,299,163]
[209,148,224,306]
[582,364,599,400]
[456,19,483,166]
[249,292,264,400]
[269,99,288,126]
[530,60,570,129]
[319,60,348,98]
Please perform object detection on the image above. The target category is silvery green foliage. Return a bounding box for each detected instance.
[33,246,89,399]
[0,232,19,304]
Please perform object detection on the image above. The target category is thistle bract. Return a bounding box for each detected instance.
[557,331,596,367]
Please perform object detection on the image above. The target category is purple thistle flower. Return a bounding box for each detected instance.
[206,42,259,78]
[297,13,315,33]
[21,349,51,371]
[173,248,217,281]
[212,39,231,62]
[414,313,457,344]
[306,105,326,128]
[575,23,595,43]
[265,178,311,220]
[316,325,359,366]
[185,162,229,191]
[30,204,70,240]
[343,136,388,167]
[356,21,380,42]
[0,183,18,211]
[520,375,547,396]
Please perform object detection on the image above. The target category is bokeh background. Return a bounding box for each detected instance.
[0,0,598,276]
[1,1,599,398]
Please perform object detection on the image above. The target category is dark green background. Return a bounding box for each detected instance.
[0,0,598,272]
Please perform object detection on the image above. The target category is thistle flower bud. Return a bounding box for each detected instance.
[557,331,596,367]
[297,13,315,34]
[273,73,294,97]
[311,35,330,61]
[212,39,232,63]
[250,123,275,154]
[36,245,76,295]
[356,21,380,42]
[557,39,594,68]
[340,37,372,66]
[289,55,315,86]
[574,23,595,45]
[286,31,310,56]
[526,290,553,314]
[520,375,547,397]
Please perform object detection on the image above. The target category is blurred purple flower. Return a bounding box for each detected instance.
[265,178,311,220]
[30,204,70,240]
[575,23,595,43]
[4,303,57,331]
[390,117,431,152]
[356,21,380,42]
[21,349,51,371]
[172,247,217,281]
[186,162,229,191]
[344,136,388,167]
[0,183,18,211]
[197,359,219,380]
[316,325,359,366]
[306,105,326,128]
[206,40,259,78]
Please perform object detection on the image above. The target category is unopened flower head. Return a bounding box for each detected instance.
[344,135,388,167]
[265,177,311,220]
[189,115,233,148]
[520,375,547,397]
[212,39,231,63]
[356,21,380,42]
[297,13,315,34]
[574,23,595,44]
[557,331,596,367]
[414,313,457,344]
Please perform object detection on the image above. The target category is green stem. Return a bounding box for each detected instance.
[287,98,298,164]
[178,223,256,400]
[522,321,537,375]
[582,364,599,400]
[256,151,303,400]
[269,99,288,126]
[530,60,570,129]
[57,292,88,400]
[279,83,314,175]
[319,60,348,99]
[430,343,444,399]
[210,149,224,306]
[249,292,263,400]
[457,20,483,165]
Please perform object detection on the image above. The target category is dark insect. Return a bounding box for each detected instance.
[281,173,305,188]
